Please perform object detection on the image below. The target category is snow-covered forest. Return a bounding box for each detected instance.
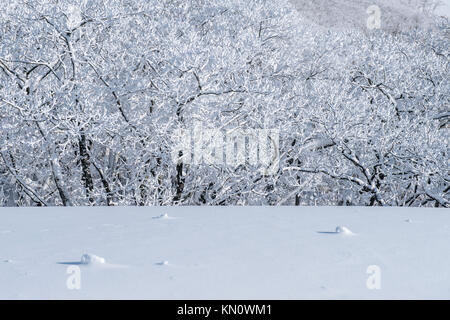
[0,0,448,207]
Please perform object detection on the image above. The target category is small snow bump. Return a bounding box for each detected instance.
[80,254,105,265]
[156,261,169,266]
[335,226,354,235]
[3,259,13,263]
[153,213,174,220]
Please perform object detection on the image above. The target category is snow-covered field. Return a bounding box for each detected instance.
[1,206,449,299]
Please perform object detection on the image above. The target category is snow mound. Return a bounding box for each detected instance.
[80,254,105,265]
[152,213,174,220]
[335,226,354,235]
[156,261,169,266]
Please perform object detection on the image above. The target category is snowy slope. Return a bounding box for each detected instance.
[1,206,449,299]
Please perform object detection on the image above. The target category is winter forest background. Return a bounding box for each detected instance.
[0,0,448,207]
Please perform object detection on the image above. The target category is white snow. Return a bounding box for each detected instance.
[0,206,449,299]
[153,213,175,220]
[335,226,354,235]
[80,254,105,265]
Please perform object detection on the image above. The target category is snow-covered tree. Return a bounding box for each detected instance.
[0,0,448,207]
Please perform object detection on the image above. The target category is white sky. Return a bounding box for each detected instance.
[436,0,450,16]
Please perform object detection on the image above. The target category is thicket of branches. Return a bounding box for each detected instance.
[0,0,448,206]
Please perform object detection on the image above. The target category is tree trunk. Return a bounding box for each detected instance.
[79,133,94,204]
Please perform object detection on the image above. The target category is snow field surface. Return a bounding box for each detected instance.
[1,206,449,299]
